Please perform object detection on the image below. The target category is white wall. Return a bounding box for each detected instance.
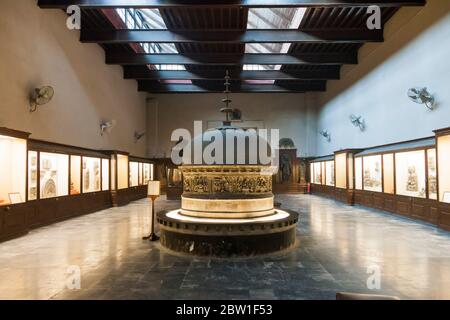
[315,0,450,156]
[0,0,147,156]
[146,93,317,158]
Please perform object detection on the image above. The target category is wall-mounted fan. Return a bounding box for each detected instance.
[407,87,435,110]
[134,131,146,143]
[350,114,365,131]
[319,130,331,142]
[30,86,54,112]
[100,120,117,136]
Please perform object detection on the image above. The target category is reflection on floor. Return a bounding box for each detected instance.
[0,194,450,300]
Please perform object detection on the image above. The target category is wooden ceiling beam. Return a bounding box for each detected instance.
[137,81,327,93]
[38,0,426,9]
[81,29,383,44]
[106,52,357,65]
[124,67,341,80]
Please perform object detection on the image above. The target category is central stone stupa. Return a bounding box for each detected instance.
[157,73,298,256]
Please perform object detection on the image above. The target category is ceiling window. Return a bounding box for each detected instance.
[116,8,185,71]
[244,8,306,75]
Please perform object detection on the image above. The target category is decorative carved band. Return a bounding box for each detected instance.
[183,175,272,194]
[181,165,274,194]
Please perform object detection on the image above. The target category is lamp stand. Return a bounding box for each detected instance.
[143,195,160,241]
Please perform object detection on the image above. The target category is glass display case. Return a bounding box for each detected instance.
[435,128,450,203]
[363,155,382,192]
[313,162,321,184]
[395,150,426,198]
[0,130,28,205]
[355,137,435,198]
[28,151,38,200]
[39,152,69,199]
[102,158,109,191]
[325,161,335,186]
[427,149,437,200]
[82,157,101,193]
[70,155,81,195]
[383,154,394,194]
[143,163,151,184]
[335,153,347,189]
[321,162,326,185]
[138,163,143,185]
[355,157,362,190]
[117,154,129,190]
[129,161,139,187]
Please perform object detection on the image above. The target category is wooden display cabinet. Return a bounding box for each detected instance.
[434,127,450,231]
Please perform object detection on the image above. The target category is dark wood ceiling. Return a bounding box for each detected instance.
[38,0,426,93]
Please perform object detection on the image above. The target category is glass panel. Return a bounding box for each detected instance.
[70,155,81,195]
[348,154,354,190]
[321,162,326,185]
[355,157,362,190]
[246,8,306,71]
[102,159,110,191]
[325,161,334,186]
[363,155,382,192]
[335,153,347,189]
[40,152,69,199]
[383,154,395,194]
[313,162,321,184]
[28,151,38,201]
[138,163,143,185]
[395,150,426,198]
[130,162,139,187]
[111,155,116,190]
[143,163,151,185]
[310,164,314,184]
[427,149,437,200]
[82,157,101,193]
[0,135,26,205]
[437,135,450,203]
[117,155,129,189]
[150,164,154,181]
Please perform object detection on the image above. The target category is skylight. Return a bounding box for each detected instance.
[244,8,307,79]
[116,8,186,72]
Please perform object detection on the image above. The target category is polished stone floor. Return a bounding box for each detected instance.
[0,194,450,300]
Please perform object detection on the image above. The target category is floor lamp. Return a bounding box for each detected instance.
[143,180,160,241]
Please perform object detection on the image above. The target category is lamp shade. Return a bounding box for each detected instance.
[147,180,160,196]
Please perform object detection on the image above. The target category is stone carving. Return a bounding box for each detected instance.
[183,166,273,194]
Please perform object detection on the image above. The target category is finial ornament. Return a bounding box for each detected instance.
[220,70,233,126]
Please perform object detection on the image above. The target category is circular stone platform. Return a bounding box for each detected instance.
[157,209,299,256]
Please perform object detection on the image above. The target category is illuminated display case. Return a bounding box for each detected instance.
[309,155,334,199]
[333,149,361,205]
[82,157,101,193]
[70,155,81,195]
[143,163,152,184]
[395,150,426,198]
[0,128,29,206]
[362,155,382,193]
[434,127,450,231]
[353,137,437,225]
[325,161,335,187]
[102,159,110,191]
[39,152,69,199]
[28,151,38,200]
[117,154,129,190]
[129,161,139,187]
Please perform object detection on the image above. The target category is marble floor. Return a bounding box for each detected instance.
[0,194,450,300]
